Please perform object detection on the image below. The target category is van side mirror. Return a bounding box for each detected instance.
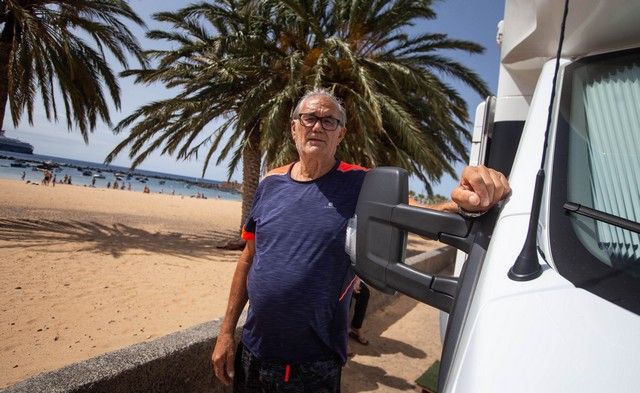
[350,167,473,312]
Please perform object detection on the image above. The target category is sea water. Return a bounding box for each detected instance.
[0,151,241,201]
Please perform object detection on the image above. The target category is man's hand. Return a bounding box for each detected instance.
[451,165,511,213]
[211,333,236,386]
[353,276,362,294]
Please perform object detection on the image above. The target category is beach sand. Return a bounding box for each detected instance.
[0,178,441,388]
[0,179,243,387]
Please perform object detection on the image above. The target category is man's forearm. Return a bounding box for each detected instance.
[219,243,254,336]
[425,200,459,213]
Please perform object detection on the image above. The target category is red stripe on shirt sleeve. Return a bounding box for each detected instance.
[337,161,369,172]
[241,226,255,240]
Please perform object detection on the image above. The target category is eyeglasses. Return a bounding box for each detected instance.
[297,113,341,131]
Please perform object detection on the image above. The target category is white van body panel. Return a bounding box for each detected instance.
[451,282,640,392]
[469,102,487,168]
[501,0,640,62]
[495,60,560,218]
[448,206,640,392]
[444,10,640,389]
[496,0,640,123]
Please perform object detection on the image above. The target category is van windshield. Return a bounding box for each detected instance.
[551,48,640,315]
[565,54,640,267]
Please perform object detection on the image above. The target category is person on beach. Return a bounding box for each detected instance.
[349,277,370,346]
[21,171,25,180]
[346,276,370,358]
[41,170,52,186]
[211,88,511,392]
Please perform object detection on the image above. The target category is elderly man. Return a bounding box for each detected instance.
[212,89,510,392]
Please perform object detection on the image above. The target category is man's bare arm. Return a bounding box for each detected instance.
[424,199,459,213]
[426,166,511,213]
[211,240,255,385]
[451,165,511,212]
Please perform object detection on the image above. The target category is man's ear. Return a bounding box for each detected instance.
[291,120,296,138]
[338,127,347,141]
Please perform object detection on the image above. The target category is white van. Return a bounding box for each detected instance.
[348,0,640,391]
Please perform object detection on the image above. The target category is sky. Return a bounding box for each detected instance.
[4,0,506,196]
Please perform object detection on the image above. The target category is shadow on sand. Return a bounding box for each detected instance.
[0,218,239,261]
[342,295,434,392]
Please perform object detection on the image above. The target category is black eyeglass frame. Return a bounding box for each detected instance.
[296,113,342,131]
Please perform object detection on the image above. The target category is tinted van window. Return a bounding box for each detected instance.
[550,49,640,315]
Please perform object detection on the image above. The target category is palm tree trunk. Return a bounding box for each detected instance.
[0,18,16,131]
[240,129,262,233]
[217,128,261,250]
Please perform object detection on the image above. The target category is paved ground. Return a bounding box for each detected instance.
[342,295,443,392]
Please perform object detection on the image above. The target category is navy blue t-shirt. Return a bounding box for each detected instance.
[241,160,367,364]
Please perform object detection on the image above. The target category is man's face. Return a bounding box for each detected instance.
[291,95,346,161]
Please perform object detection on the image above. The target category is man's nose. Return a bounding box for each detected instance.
[312,120,324,132]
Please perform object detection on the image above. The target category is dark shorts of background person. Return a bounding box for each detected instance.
[234,342,342,393]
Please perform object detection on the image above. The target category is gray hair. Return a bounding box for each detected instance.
[292,88,347,126]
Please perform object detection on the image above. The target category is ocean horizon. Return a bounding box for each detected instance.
[0,151,241,200]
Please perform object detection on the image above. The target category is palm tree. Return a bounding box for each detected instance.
[261,0,490,194]
[109,0,490,246]
[426,193,448,205]
[0,0,147,140]
[107,0,277,247]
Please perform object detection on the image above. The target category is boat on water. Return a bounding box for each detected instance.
[10,160,28,168]
[82,170,92,176]
[37,160,59,170]
[93,173,105,179]
[0,130,34,154]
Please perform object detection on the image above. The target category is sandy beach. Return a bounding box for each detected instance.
[0,178,440,388]
[0,179,244,387]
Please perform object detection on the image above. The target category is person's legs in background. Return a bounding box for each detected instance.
[349,281,370,346]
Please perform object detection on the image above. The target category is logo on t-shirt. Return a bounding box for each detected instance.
[324,202,335,209]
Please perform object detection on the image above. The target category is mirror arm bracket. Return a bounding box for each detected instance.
[386,263,458,313]
[439,232,474,254]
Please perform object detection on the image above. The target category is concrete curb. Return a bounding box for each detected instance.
[1,317,245,393]
[2,247,455,393]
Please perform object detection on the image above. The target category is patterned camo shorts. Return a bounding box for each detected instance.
[233,343,342,393]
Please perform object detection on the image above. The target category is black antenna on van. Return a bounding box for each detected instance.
[508,0,570,281]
